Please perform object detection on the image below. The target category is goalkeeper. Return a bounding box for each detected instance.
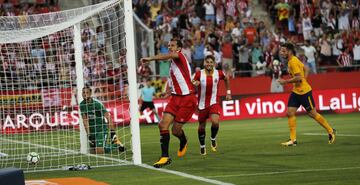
[80,86,125,154]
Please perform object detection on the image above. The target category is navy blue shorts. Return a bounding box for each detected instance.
[288,91,315,112]
[140,101,155,112]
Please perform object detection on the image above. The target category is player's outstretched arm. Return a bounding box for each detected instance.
[140,52,179,64]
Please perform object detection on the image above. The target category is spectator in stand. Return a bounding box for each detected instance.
[192,39,205,70]
[353,38,360,70]
[243,20,257,46]
[231,21,242,41]
[332,33,344,66]
[215,1,225,26]
[134,0,150,20]
[319,33,332,66]
[236,36,252,77]
[274,0,290,32]
[189,12,201,28]
[31,42,46,64]
[251,42,263,76]
[302,13,313,41]
[204,44,222,69]
[312,8,323,37]
[301,40,318,74]
[96,26,105,49]
[337,47,353,72]
[308,30,318,45]
[338,9,351,31]
[224,16,236,32]
[255,56,267,76]
[203,0,215,24]
[221,35,233,70]
[150,0,161,26]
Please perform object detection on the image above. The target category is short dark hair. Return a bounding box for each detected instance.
[204,55,215,62]
[83,85,92,93]
[281,42,296,55]
[171,38,182,48]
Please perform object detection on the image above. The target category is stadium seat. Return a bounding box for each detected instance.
[0,167,25,185]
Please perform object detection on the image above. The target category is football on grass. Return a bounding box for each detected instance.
[27,152,40,164]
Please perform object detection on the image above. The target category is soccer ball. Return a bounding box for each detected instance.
[27,152,40,164]
[273,59,280,66]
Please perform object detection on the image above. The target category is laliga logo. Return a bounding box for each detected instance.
[1,111,79,130]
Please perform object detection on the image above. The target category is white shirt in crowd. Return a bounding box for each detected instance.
[338,12,350,31]
[332,38,343,56]
[204,48,222,65]
[353,44,360,61]
[301,45,317,61]
[203,2,215,15]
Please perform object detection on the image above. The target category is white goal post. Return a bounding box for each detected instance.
[0,0,141,172]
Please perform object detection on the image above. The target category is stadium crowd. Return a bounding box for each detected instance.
[132,0,359,95]
[0,0,129,101]
[1,0,360,99]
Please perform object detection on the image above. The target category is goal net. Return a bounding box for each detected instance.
[0,0,141,172]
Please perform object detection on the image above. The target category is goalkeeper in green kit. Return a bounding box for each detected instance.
[80,86,125,154]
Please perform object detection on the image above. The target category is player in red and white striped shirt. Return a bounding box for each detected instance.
[336,47,353,72]
[141,39,197,168]
[192,55,231,155]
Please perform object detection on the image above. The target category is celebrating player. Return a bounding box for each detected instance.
[80,86,125,154]
[140,39,197,168]
[192,55,232,155]
[278,43,336,146]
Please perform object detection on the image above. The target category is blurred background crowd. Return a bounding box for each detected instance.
[0,0,359,100]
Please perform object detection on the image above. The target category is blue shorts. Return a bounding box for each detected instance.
[288,91,315,112]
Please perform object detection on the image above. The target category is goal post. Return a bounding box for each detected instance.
[0,0,141,171]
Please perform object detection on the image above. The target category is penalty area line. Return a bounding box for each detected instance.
[139,164,234,185]
[303,133,360,137]
[206,166,360,178]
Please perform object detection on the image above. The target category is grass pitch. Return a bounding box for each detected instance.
[25,113,360,185]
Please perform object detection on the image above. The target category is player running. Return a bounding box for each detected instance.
[278,43,336,146]
[192,55,232,155]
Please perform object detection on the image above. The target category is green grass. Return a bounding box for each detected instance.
[25,113,360,185]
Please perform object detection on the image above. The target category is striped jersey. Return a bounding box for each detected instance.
[168,52,194,95]
[193,69,225,110]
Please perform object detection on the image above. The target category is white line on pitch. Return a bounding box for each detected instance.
[206,166,360,178]
[0,138,132,167]
[303,133,360,137]
[1,138,234,184]
[139,164,234,185]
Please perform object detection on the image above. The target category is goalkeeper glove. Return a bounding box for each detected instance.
[110,130,120,145]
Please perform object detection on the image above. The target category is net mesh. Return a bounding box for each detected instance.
[0,0,134,172]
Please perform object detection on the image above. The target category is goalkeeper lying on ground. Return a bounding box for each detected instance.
[80,86,125,154]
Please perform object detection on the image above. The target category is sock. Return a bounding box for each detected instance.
[154,113,160,123]
[211,125,219,139]
[314,114,333,134]
[198,128,206,146]
[160,130,170,157]
[288,116,296,141]
[177,130,187,150]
